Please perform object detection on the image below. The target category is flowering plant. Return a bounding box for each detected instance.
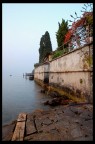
[64,29,72,44]
[64,12,93,45]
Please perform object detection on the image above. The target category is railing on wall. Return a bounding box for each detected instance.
[57,25,93,54]
[70,25,93,49]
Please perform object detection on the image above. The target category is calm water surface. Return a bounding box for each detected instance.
[2,74,51,126]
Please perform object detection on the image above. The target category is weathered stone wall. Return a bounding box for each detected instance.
[50,45,92,72]
[34,65,44,81]
[34,63,49,82]
[49,43,93,102]
[34,43,93,103]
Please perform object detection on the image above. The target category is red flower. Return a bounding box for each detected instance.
[64,12,92,44]
[64,18,85,44]
[64,29,72,44]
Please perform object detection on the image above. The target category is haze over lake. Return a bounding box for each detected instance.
[2,73,51,125]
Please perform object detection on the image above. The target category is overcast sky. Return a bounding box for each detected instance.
[2,3,92,75]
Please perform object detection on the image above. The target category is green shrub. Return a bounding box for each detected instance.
[52,50,64,59]
[34,63,40,68]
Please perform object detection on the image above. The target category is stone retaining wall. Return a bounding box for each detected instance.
[34,43,93,103]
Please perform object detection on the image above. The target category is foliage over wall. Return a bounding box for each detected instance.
[52,50,64,59]
[64,12,93,44]
[34,63,40,68]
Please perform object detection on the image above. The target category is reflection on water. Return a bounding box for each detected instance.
[2,74,51,126]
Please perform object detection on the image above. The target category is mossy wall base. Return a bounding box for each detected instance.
[34,78,89,103]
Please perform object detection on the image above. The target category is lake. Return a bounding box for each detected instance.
[2,74,51,126]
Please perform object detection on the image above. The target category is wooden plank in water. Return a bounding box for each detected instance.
[17,113,26,122]
[11,121,25,141]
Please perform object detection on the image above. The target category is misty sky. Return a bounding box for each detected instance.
[3,3,90,75]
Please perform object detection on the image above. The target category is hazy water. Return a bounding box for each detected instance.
[2,74,51,126]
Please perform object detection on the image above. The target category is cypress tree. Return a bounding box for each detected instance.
[39,31,52,63]
[56,19,68,50]
[39,36,45,63]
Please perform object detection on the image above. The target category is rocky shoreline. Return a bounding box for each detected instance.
[2,100,93,141]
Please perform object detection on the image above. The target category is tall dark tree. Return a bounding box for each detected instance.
[56,19,68,50]
[39,36,45,63]
[39,31,52,63]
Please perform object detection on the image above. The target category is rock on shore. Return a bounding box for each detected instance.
[2,103,93,141]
